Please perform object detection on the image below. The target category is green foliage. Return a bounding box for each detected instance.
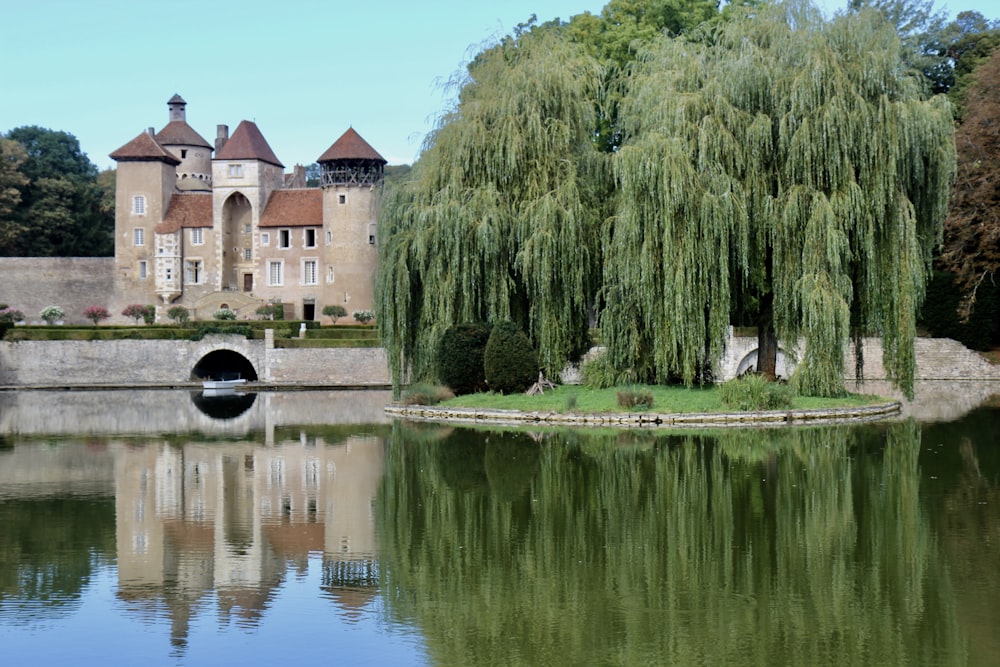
[604,3,955,399]
[400,383,456,406]
[213,308,237,321]
[167,305,190,325]
[581,350,636,389]
[436,322,492,395]
[1,126,113,256]
[721,374,796,411]
[322,304,347,322]
[352,309,374,324]
[376,28,606,392]
[484,321,539,394]
[256,303,280,320]
[189,325,252,341]
[616,387,654,410]
[0,307,25,323]
[39,305,63,324]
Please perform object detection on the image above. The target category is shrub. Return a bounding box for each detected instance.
[214,308,237,321]
[616,387,655,410]
[40,305,64,324]
[0,307,25,324]
[436,322,492,395]
[581,351,636,389]
[142,305,155,324]
[190,324,252,341]
[400,383,455,406]
[122,304,148,324]
[483,321,538,394]
[167,305,190,325]
[322,304,347,323]
[353,309,375,324]
[720,373,795,411]
[256,303,279,320]
[83,305,110,325]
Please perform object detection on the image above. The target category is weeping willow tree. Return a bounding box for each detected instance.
[376,30,607,389]
[604,1,956,397]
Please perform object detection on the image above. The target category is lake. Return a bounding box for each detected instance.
[1,387,998,666]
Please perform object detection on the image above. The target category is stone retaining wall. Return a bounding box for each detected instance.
[0,334,390,387]
[1,330,995,389]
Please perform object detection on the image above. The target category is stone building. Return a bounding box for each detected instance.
[110,94,385,321]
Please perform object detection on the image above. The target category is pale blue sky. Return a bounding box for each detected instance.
[1,0,994,169]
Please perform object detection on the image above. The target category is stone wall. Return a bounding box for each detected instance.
[0,257,115,325]
[0,334,390,387]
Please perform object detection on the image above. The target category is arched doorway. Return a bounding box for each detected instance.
[221,192,253,291]
[191,349,258,382]
[736,348,792,379]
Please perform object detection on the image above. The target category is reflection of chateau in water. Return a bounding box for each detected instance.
[113,433,384,646]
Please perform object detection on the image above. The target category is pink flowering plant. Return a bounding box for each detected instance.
[122,303,149,324]
[84,305,111,325]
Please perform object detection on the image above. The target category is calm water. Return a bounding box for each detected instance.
[1,388,999,666]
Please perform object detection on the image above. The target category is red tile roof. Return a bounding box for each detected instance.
[317,127,385,163]
[109,131,181,164]
[260,189,322,227]
[155,120,212,149]
[156,193,213,233]
[214,120,283,167]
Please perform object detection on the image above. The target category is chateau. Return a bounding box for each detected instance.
[110,94,385,321]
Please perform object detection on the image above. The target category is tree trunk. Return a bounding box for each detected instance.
[757,245,778,381]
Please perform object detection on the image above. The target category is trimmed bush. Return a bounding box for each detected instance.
[322,305,347,323]
[483,321,538,394]
[0,307,25,324]
[167,306,190,325]
[83,305,110,325]
[353,309,375,324]
[436,322,492,395]
[121,304,149,324]
[720,373,794,411]
[40,305,64,324]
[214,308,237,321]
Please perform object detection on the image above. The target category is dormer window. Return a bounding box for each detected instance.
[133,195,146,215]
[228,164,243,178]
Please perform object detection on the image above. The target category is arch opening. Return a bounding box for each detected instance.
[191,349,258,382]
[736,348,792,379]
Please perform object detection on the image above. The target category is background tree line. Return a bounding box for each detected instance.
[0,126,114,257]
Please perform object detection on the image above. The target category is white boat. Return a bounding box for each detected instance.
[202,378,247,390]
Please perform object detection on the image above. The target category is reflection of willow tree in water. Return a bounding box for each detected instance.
[0,497,116,620]
[377,422,964,666]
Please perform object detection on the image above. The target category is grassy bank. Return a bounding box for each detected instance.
[435,384,886,415]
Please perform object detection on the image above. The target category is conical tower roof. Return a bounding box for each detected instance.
[109,131,181,164]
[214,120,283,167]
[317,127,385,163]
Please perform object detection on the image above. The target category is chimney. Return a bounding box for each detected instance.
[147,127,155,136]
[216,124,229,152]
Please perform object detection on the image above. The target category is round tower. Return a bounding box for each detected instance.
[155,94,214,189]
